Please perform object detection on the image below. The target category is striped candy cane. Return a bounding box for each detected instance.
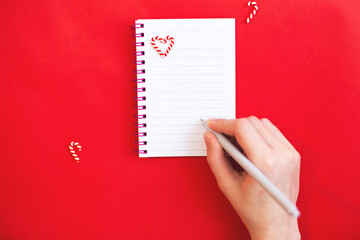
[164,36,174,57]
[151,36,166,57]
[69,141,82,163]
[247,1,259,23]
[151,36,175,57]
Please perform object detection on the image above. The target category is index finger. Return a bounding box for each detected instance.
[207,118,237,136]
[207,118,271,163]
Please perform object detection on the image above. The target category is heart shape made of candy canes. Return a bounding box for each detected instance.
[151,36,175,57]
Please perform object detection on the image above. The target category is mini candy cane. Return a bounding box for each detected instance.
[247,1,259,23]
[151,36,175,57]
[69,141,82,163]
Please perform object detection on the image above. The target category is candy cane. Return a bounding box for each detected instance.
[246,1,259,23]
[151,36,165,57]
[69,141,82,163]
[164,36,174,57]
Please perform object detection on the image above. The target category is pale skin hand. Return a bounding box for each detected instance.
[203,117,301,240]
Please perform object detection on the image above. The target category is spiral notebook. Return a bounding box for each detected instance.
[133,19,236,157]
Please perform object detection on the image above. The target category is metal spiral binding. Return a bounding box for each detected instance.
[133,78,145,83]
[134,69,145,74]
[132,22,147,156]
[136,132,147,137]
[135,141,147,145]
[133,60,145,65]
[134,114,146,119]
[135,105,146,110]
[136,150,147,154]
[133,42,145,47]
[134,96,146,101]
[135,87,146,92]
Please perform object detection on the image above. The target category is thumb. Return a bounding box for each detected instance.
[204,131,240,192]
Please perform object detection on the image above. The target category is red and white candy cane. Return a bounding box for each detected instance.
[69,141,82,163]
[246,1,259,23]
[151,36,175,57]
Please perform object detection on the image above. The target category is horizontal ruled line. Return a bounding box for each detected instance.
[149,124,200,126]
[149,82,225,84]
[148,99,227,101]
[148,30,226,33]
[151,140,204,143]
[149,65,227,67]
[149,133,204,135]
[151,107,225,110]
[174,47,227,50]
[150,74,227,76]
[148,150,206,152]
[151,90,227,93]
[148,57,227,59]
[176,39,227,41]
[150,116,228,118]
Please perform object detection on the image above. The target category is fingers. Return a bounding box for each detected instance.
[260,118,297,152]
[207,118,238,136]
[260,118,300,162]
[247,116,287,151]
[203,131,241,192]
[208,118,270,163]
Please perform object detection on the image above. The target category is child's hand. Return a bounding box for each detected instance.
[204,117,301,240]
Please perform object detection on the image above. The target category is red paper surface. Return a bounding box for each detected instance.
[0,0,359,239]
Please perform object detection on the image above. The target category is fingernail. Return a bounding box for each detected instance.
[203,132,211,149]
[208,118,218,122]
[207,118,218,126]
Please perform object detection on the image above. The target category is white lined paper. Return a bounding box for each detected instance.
[135,19,235,157]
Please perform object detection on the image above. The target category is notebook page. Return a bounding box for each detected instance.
[135,19,235,157]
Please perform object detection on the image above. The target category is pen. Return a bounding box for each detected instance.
[201,119,300,218]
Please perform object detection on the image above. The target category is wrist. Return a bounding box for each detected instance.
[249,219,300,240]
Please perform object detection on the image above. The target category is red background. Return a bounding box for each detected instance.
[0,0,359,239]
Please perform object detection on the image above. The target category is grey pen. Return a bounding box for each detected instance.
[201,119,300,218]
